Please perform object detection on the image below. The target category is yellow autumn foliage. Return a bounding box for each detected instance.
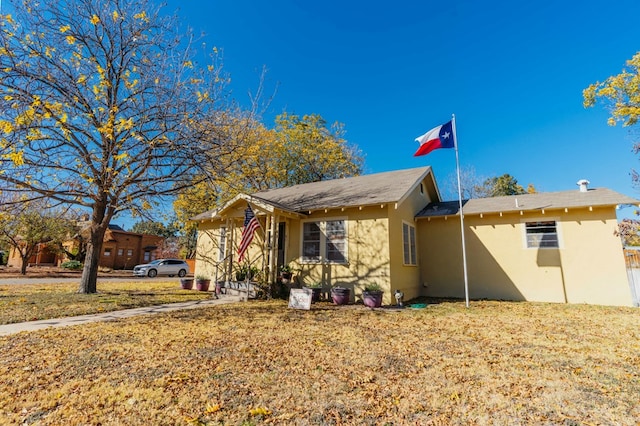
[584,51,640,127]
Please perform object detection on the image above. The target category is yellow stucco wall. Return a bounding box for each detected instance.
[418,207,633,306]
[287,208,392,303]
[387,178,433,302]
[195,207,393,302]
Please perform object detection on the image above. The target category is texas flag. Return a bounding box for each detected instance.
[414,120,455,156]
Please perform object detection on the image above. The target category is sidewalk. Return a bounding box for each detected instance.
[0,295,242,336]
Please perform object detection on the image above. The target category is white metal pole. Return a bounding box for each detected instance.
[451,114,470,308]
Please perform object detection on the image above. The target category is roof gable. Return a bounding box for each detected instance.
[253,167,435,212]
[191,167,438,221]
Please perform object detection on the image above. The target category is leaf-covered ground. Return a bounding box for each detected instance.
[0,281,211,324]
[0,299,638,425]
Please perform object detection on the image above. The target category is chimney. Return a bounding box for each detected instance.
[577,179,590,192]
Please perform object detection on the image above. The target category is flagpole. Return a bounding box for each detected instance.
[451,114,470,308]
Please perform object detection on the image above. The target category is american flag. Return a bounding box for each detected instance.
[237,205,260,262]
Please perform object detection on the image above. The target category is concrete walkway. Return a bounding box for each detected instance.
[0,295,243,336]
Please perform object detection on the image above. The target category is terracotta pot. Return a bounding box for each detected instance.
[180,278,194,290]
[195,279,210,292]
[331,287,350,305]
[363,290,383,308]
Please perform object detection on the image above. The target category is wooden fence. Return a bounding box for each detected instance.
[624,249,640,268]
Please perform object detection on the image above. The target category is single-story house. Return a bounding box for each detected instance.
[191,167,640,306]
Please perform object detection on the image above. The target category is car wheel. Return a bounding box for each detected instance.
[147,269,157,278]
[178,269,186,277]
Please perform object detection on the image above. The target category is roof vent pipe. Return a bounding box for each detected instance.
[577,179,590,192]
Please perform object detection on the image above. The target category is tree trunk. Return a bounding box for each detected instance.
[78,207,110,294]
[79,241,100,293]
[20,255,28,275]
[19,245,36,275]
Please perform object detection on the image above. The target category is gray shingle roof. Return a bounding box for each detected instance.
[251,167,432,212]
[417,188,639,218]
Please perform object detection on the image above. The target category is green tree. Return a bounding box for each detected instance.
[130,220,177,238]
[481,174,527,197]
[0,0,231,293]
[445,168,528,199]
[46,210,90,263]
[0,199,72,274]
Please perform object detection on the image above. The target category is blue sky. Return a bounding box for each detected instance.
[162,0,640,208]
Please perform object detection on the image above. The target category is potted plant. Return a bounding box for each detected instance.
[235,265,248,281]
[235,264,260,281]
[303,282,322,302]
[331,286,351,305]
[249,265,260,281]
[180,277,194,290]
[280,264,294,283]
[362,283,384,308]
[195,275,211,292]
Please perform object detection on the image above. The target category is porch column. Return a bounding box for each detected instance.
[226,217,233,284]
[268,213,278,285]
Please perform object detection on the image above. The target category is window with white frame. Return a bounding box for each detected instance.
[302,219,347,263]
[219,226,227,261]
[525,221,559,248]
[403,222,417,265]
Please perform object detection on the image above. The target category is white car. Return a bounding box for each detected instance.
[133,259,189,278]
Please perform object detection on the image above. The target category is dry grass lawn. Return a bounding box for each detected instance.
[0,298,639,425]
[0,281,212,324]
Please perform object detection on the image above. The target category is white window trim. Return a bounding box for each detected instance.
[402,220,418,266]
[300,217,348,264]
[521,217,562,249]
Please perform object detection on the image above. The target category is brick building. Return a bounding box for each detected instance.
[99,225,164,269]
[7,224,164,270]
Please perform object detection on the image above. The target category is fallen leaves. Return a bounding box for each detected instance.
[0,300,638,424]
[0,281,211,324]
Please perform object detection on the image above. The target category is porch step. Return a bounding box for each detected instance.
[223,288,258,299]
[219,281,258,299]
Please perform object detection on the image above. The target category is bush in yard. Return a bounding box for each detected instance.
[60,260,83,270]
